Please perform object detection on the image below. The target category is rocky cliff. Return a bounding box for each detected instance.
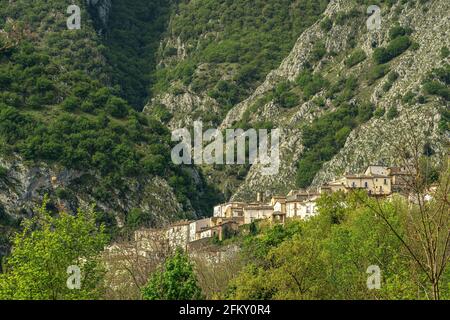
[230,0,448,199]
[144,0,449,201]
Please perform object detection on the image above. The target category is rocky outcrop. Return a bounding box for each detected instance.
[144,91,221,130]
[0,154,183,226]
[225,0,449,200]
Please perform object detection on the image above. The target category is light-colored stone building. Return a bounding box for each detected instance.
[243,204,274,224]
[189,218,211,242]
[343,174,391,195]
[286,191,319,218]
[388,166,412,193]
[167,220,191,250]
[213,202,245,218]
[270,196,287,214]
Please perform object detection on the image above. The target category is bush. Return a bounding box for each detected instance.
[0,166,7,179]
[367,64,390,84]
[320,17,332,31]
[345,49,367,67]
[389,25,413,40]
[374,107,385,117]
[402,91,416,104]
[441,46,450,59]
[106,96,129,118]
[373,36,411,64]
[142,250,203,300]
[61,96,80,112]
[296,71,329,100]
[310,42,327,62]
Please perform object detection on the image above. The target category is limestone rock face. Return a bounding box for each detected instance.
[144,91,221,130]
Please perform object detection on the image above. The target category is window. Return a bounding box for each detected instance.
[384,178,387,185]
[364,182,368,188]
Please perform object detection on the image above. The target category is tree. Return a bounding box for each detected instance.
[103,228,172,300]
[0,197,109,300]
[142,249,203,300]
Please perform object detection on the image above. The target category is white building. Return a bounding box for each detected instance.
[243,204,274,224]
[189,218,211,242]
[286,192,319,219]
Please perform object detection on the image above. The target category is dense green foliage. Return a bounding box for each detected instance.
[422,64,450,102]
[0,198,108,299]
[421,63,450,132]
[142,249,203,300]
[0,0,221,220]
[373,31,412,65]
[153,0,330,117]
[225,192,450,300]
[104,0,174,109]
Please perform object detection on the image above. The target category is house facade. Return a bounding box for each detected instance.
[243,204,275,224]
[189,218,212,242]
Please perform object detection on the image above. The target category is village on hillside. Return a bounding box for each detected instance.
[129,165,423,252]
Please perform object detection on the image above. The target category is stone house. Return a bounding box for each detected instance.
[189,218,211,242]
[167,220,191,250]
[388,166,413,193]
[365,165,390,176]
[343,174,391,195]
[270,195,287,214]
[243,204,274,224]
[213,202,245,218]
[286,191,319,218]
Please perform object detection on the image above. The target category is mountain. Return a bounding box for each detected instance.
[0,0,222,261]
[144,0,449,200]
[0,0,448,258]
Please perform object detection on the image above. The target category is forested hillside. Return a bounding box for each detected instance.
[0,0,222,261]
[0,0,448,234]
[0,0,448,301]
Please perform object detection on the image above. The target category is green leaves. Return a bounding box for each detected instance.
[142,249,203,300]
[0,197,109,300]
[226,193,424,300]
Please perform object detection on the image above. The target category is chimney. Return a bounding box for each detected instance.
[257,192,263,203]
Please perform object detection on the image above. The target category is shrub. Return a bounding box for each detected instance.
[0,166,7,179]
[61,96,80,112]
[310,42,327,62]
[386,106,399,120]
[402,91,416,104]
[389,25,413,40]
[373,36,411,64]
[296,71,329,100]
[142,250,203,300]
[441,46,450,59]
[374,107,385,117]
[320,17,332,31]
[367,64,390,84]
[345,49,367,67]
[106,96,129,118]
